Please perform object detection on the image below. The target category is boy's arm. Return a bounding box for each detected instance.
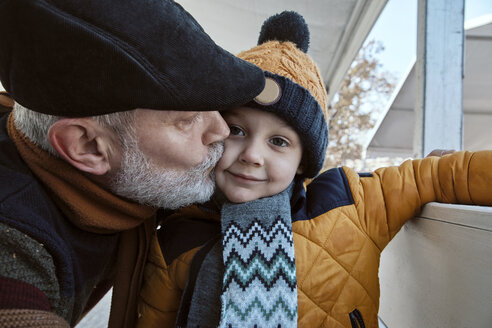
[344,150,492,250]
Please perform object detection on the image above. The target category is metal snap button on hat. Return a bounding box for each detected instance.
[254,77,281,105]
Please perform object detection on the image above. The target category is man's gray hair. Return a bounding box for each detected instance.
[12,102,136,156]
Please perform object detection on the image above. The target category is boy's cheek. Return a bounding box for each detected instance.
[215,155,229,172]
[217,144,240,168]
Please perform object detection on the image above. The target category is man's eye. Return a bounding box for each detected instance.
[229,125,245,136]
[178,114,200,128]
[186,114,200,124]
[270,137,289,147]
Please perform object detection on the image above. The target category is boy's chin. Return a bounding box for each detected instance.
[223,188,280,204]
[226,193,257,204]
[222,188,257,204]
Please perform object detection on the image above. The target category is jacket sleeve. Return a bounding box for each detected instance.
[344,150,492,251]
[136,234,199,328]
[0,223,69,328]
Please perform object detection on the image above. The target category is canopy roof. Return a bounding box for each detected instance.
[367,14,492,158]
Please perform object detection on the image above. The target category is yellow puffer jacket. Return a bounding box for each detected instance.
[137,151,492,328]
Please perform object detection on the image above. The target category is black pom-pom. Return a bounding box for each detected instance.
[258,11,310,53]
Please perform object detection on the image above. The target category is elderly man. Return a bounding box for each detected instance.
[0,0,265,327]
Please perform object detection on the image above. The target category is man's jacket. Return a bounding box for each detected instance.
[0,113,119,326]
[136,150,492,328]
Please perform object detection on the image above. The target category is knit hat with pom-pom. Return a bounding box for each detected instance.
[237,11,329,178]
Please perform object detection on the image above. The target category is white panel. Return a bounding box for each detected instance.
[76,289,112,328]
[463,114,492,150]
[463,38,492,113]
[379,203,492,328]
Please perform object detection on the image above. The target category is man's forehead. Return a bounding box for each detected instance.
[137,109,200,122]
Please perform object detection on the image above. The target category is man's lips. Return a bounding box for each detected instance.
[226,171,266,183]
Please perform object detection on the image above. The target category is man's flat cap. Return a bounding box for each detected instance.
[0,0,265,116]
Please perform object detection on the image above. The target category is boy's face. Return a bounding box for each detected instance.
[215,106,303,203]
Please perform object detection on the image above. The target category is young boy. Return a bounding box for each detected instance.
[136,12,492,328]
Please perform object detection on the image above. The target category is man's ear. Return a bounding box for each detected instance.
[48,118,118,175]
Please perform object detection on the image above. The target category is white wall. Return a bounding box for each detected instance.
[379,203,492,327]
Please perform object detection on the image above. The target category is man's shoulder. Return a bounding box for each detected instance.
[0,138,51,220]
[0,146,37,204]
[0,166,33,202]
[0,122,64,244]
[0,112,32,175]
[0,111,50,211]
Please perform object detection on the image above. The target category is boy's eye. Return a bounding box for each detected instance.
[229,125,245,136]
[270,137,289,147]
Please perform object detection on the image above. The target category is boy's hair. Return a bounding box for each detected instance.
[237,11,329,178]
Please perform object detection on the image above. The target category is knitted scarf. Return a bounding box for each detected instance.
[218,185,298,328]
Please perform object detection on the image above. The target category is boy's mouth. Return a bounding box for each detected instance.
[226,171,266,183]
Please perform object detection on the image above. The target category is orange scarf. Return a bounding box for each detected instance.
[7,113,156,233]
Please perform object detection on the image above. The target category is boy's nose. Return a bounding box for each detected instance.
[239,142,264,167]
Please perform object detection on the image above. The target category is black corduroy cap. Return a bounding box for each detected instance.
[0,0,265,117]
[238,12,329,178]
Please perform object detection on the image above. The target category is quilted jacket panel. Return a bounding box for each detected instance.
[137,151,492,328]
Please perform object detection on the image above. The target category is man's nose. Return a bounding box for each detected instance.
[202,111,230,145]
[239,140,264,167]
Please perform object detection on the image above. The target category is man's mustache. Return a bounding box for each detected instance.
[190,141,224,174]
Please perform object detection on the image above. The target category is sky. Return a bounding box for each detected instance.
[367,0,492,81]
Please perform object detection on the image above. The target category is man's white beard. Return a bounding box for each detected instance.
[110,131,223,210]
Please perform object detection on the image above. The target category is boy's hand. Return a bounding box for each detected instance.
[426,149,455,157]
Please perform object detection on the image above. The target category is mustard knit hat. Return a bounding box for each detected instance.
[238,11,329,178]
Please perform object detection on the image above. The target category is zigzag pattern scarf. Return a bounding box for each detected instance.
[218,185,298,328]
